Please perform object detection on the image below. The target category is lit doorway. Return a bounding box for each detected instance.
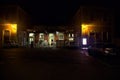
[39,33,44,41]
[49,33,54,47]
[29,38,34,44]
[29,33,34,45]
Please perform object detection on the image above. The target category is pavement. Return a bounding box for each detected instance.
[85,48,120,67]
[0,48,120,80]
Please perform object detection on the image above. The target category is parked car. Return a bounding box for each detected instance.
[88,42,119,58]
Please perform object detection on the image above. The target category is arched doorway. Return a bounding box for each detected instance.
[3,30,11,46]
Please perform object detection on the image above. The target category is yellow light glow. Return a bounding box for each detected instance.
[11,24,17,30]
[82,24,87,30]
[5,24,17,33]
[11,24,17,33]
[82,24,88,35]
[81,24,95,35]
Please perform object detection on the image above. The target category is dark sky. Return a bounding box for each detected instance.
[1,0,120,36]
[0,0,119,26]
[20,0,81,25]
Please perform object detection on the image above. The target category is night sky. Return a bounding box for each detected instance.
[19,0,81,25]
[0,0,120,35]
[0,0,118,25]
[0,0,80,25]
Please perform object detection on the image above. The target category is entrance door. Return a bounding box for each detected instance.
[49,33,54,47]
[29,33,34,44]
[3,30,10,47]
[89,32,95,45]
[29,38,34,44]
[4,30,10,43]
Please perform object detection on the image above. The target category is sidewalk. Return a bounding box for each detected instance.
[87,50,120,67]
[79,48,120,68]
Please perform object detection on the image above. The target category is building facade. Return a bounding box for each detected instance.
[26,25,75,48]
[26,6,115,48]
[0,5,31,48]
[71,6,115,46]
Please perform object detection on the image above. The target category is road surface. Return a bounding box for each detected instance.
[0,48,120,80]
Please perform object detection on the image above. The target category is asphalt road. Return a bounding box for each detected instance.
[0,48,120,80]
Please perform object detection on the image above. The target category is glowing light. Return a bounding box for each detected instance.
[11,24,17,33]
[69,34,71,37]
[82,24,88,35]
[69,38,74,41]
[82,47,88,49]
[29,33,34,37]
[49,33,54,46]
[39,33,44,40]
[56,31,59,35]
[82,38,87,45]
[81,24,95,35]
[82,24,87,30]
[72,34,74,37]
[4,24,17,33]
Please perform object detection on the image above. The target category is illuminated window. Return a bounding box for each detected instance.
[58,33,64,40]
[56,31,59,35]
[41,35,44,39]
[39,33,44,41]
[72,34,74,37]
[68,33,74,41]
[29,33,34,44]
[69,33,74,37]
[29,33,34,37]
[69,34,71,37]
[29,38,34,44]
[69,38,74,41]
[39,33,44,39]
[82,38,87,45]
